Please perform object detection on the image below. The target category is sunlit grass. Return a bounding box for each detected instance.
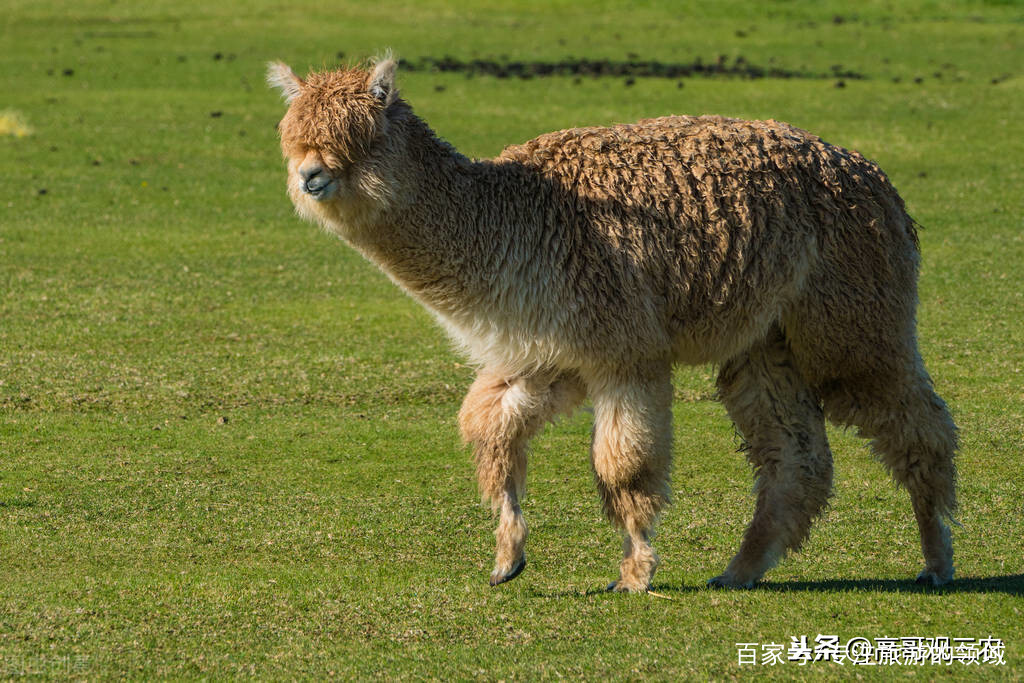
[1,0,1021,678]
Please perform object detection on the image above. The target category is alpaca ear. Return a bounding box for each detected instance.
[368,55,398,105]
[266,61,304,103]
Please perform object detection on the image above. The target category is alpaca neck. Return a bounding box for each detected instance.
[354,112,542,321]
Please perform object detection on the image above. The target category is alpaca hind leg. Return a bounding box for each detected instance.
[710,330,833,588]
[821,360,957,586]
[458,371,584,586]
[588,362,673,593]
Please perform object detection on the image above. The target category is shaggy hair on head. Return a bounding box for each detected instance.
[269,56,957,591]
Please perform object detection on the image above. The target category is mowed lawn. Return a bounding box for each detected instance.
[1,0,1022,678]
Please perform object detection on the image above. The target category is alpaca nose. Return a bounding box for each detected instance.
[300,165,330,194]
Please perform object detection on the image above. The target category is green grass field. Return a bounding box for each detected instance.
[2,0,1022,678]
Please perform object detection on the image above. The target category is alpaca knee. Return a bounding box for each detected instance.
[474,441,526,506]
[884,450,957,518]
[595,471,671,533]
[870,393,958,520]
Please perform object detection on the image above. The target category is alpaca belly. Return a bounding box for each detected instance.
[436,312,584,376]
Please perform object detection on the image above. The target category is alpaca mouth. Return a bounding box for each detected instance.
[304,179,336,200]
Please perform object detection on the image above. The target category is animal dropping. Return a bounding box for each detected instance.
[269,55,958,592]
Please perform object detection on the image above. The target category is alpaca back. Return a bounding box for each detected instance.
[495,115,917,364]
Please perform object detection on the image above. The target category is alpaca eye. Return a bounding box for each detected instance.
[370,84,389,102]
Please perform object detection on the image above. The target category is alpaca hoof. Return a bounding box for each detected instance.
[605,579,650,594]
[915,567,953,587]
[489,556,526,586]
[707,573,756,589]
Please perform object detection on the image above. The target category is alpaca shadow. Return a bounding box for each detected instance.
[656,574,1024,597]
[751,574,1024,597]
[531,575,1024,599]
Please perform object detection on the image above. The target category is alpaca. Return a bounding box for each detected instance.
[268,56,958,591]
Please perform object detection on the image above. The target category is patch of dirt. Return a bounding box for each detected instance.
[397,55,866,81]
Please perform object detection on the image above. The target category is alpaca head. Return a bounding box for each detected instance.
[268,57,399,215]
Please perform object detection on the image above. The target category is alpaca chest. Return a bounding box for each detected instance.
[434,306,585,376]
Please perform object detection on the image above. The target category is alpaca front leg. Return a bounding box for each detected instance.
[459,371,584,587]
[588,362,673,593]
[480,394,530,587]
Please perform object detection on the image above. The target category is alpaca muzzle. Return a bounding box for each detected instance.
[300,165,334,199]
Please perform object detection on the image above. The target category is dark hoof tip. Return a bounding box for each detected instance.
[489,556,526,587]
[707,575,729,589]
[915,569,952,587]
[708,574,755,589]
